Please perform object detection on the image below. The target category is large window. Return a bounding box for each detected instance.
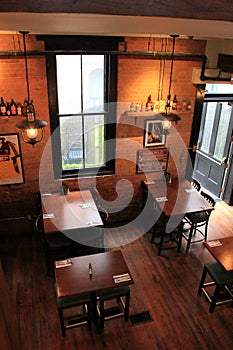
[44,43,119,178]
[56,55,106,172]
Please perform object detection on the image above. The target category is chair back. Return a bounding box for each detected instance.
[200,191,216,208]
[191,178,201,192]
[90,187,109,224]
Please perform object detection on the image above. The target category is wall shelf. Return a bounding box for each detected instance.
[123,110,191,124]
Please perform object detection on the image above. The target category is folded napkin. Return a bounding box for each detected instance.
[208,240,222,247]
[79,203,93,208]
[87,221,102,226]
[113,273,131,283]
[55,259,72,268]
[156,197,168,202]
[43,213,55,219]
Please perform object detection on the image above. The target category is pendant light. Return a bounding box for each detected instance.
[160,34,181,125]
[16,31,47,146]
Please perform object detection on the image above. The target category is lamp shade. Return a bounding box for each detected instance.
[159,112,181,123]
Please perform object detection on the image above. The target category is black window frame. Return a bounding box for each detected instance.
[38,35,123,179]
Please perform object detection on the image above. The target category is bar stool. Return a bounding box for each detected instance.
[54,283,92,337]
[97,285,130,329]
[198,262,233,313]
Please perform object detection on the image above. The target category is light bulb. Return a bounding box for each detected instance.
[26,128,38,139]
[163,120,172,130]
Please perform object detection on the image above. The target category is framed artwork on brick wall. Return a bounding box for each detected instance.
[0,133,25,185]
[136,147,169,174]
[144,119,166,147]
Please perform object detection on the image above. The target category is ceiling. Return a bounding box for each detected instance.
[0,13,233,39]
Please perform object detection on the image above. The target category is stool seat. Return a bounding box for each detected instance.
[98,286,130,300]
[198,262,233,313]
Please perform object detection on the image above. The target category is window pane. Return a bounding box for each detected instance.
[206,84,233,94]
[200,102,216,153]
[84,115,105,168]
[56,55,81,114]
[60,116,84,170]
[213,103,232,160]
[82,55,104,112]
[60,115,105,171]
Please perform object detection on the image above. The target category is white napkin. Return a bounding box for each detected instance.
[55,259,72,268]
[156,197,168,202]
[208,240,222,247]
[43,213,55,219]
[113,273,131,283]
[79,203,92,208]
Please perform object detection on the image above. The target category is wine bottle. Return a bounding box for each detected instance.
[6,102,11,116]
[17,102,22,116]
[10,98,17,115]
[26,99,35,122]
[172,95,177,110]
[0,97,6,116]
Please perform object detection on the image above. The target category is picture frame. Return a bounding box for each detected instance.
[136,147,169,174]
[0,133,25,185]
[144,119,166,147]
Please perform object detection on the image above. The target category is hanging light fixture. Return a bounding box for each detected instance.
[16,31,47,146]
[159,34,181,126]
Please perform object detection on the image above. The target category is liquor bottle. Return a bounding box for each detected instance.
[21,100,28,116]
[146,95,153,111]
[165,95,171,115]
[187,101,191,111]
[182,99,187,112]
[172,95,177,110]
[26,99,35,122]
[6,102,11,116]
[10,98,17,115]
[17,102,22,116]
[0,97,6,116]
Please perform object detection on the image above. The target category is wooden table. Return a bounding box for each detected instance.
[41,190,103,234]
[204,237,233,271]
[144,178,214,217]
[55,250,134,298]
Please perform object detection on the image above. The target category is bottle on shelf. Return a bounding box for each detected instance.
[6,102,11,116]
[26,99,35,122]
[172,95,177,110]
[182,99,187,112]
[0,97,6,116]
[22,100,28,116]
[146,95,153,111]
[17,102,22,116]
[10,98,17,116]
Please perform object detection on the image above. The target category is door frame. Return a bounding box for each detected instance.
[187,84,233,202]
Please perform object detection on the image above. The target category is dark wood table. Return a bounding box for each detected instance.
[55,250,134,299]
[41,190,103,234]
[204,237,233,271]
[144,178,214,217]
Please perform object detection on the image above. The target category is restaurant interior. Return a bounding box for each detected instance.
[0,2,233,349]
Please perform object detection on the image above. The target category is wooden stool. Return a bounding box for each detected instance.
[198,262,233,313]
[97,285,130,329]
[54,283,92,337]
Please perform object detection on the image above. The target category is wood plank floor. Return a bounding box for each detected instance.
[0,200,233,350]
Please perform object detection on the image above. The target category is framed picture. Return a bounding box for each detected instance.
[0,133,25,185]
[136,147,169,174]
[144,119,165,147]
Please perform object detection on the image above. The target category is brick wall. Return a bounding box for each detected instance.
[0,35,206,230]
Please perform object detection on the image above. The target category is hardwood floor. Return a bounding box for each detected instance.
[0,200,233,350]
